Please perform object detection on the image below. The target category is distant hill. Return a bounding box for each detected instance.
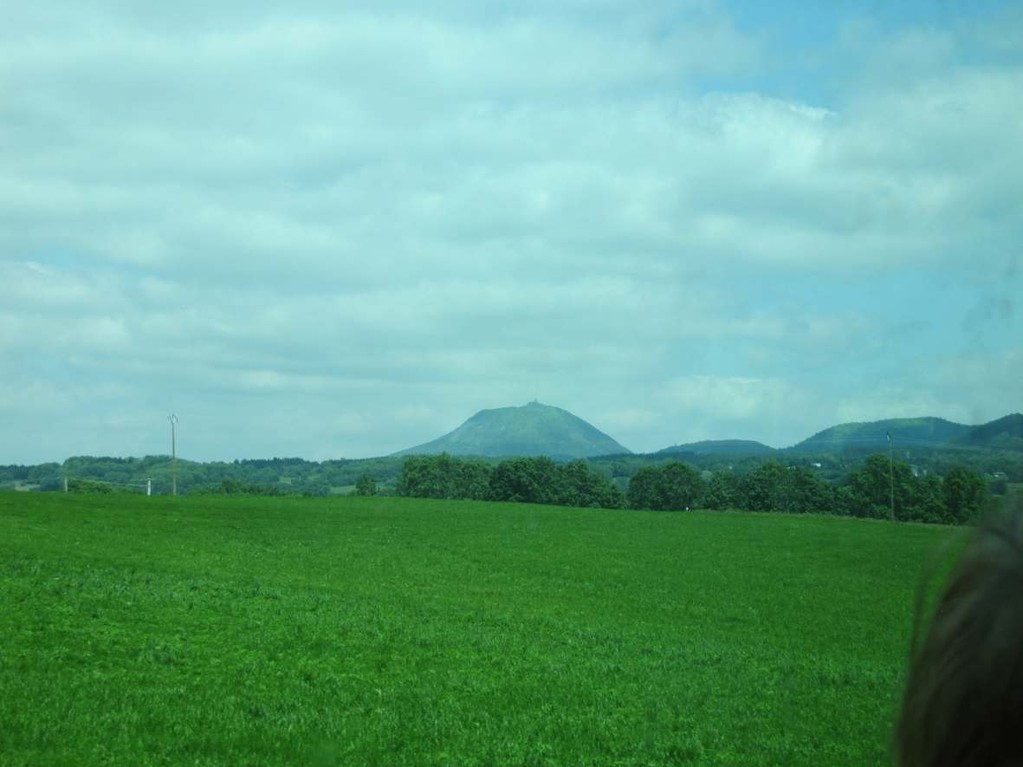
[954,413,1023,451]
[392,402,631,460]
[786,417,970,454]
[656,439,776,457]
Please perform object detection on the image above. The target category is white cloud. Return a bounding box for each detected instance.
[0,2,1020,462]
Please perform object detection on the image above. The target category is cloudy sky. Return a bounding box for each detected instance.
[2,0,1021,464]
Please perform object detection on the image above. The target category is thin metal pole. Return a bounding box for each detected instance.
[888,432,895,522]
[170,414,178,496]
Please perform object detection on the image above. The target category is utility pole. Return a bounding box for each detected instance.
[887,431,895,522]
[169,414,178,496]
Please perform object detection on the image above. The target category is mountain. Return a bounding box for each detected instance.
[656,439,776,457]
[954,413,1023,451]
[392,402,631,459]
[786,417,970,454]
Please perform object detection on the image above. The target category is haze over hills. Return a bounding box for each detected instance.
[786,417,970,454]
[953,413,1023,451]
[394,405,1023,462]
[650,416,1023,458]
[656,440,776,457]
[392,402,631,460]
[4,408,1021,496]
[782,414,1023,455]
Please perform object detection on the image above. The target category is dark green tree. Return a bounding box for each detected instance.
[489,457,563,505]
[942,467,987,524]
[782,466,833,514]
[627,461,703,511]
[909,473,944,524]
[451,459,494,501]
[658,461,705,510]
[397,454,456,498]
[739,461,787,512]
[355,474,377,496]
[626,465,661,510]
[704,471,741,510]
[67,478,114,494]
[845,454,916,519]
[557,460,625,509]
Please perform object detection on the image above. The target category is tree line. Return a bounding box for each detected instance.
[2,450,995,523]
[396,453,990,524]
[395,454,625,508]
[0,455,405,496]
[622,456,988,523]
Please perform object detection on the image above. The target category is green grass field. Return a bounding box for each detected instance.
[0,493,956,766]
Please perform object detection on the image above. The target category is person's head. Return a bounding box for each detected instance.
[896,503,1023,767]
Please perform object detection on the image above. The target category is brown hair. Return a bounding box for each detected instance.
[895,502,1023,767]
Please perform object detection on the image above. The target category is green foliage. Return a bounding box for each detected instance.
[781,466,834,514]
[688,456,985,524]
[67,478,115,494]
[0,443,1003,525]
[396,454,623,509]
[555,459,626,509]
[488,456,563,505]
[740,461,790,512]
[0,455,408,496]
[942,467,987,524]
[394,452,988,523]
[397,454,493,500]
[846,455,903,518]
[627,461,705,510]
[703,470,741,510]
[355,474,377,496]
[395,454,446,498]
[194,480,285,496]
[0,493,949,766]
[840,456,987,523]
[454,459,495,501]
[587,445,1023,487]
[714,464,835,515]
[912,474,946,524]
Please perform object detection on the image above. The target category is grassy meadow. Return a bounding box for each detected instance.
[0,493,956,766]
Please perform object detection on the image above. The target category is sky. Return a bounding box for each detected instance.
[1,0,1021,464]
